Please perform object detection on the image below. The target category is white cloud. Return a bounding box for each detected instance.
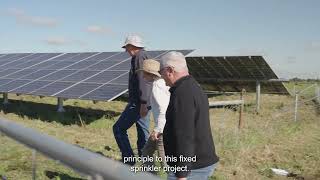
[44,37,67,45]
[86,25,113,35]
[7,8,58,27]
[234,48,268,56]
[44,37,88,46]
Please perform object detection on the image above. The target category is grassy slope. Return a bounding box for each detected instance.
[0,82,319,180]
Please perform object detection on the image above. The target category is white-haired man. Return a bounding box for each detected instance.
[113,35,151,165]
[160,51,219,180]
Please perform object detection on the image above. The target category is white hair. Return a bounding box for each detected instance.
[160,51,188,72]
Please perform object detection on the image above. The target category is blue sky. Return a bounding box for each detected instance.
[1,0,319,78]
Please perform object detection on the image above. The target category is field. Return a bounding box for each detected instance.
[0,82,319,180]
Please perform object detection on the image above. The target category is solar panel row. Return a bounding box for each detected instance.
[186,56,288,94]
[0,50,194,101]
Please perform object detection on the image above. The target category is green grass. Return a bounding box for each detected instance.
[0,82,320,179]
[284,81,319,98]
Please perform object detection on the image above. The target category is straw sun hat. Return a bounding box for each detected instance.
[136,59,161,77]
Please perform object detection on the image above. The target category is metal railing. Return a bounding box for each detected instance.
[0,118,160,180]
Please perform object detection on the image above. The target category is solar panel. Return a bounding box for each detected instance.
[11,80,51,94]
[0,69,20,78]
[0,50,194,101]
[3,69,38,79]
[66,61,100,70]
[29,61,60,69]
[50,53,79,61]
[0,53,31,62]
[186,56,288,94]
[109,72,128,85]
[64,52,99,62]
[84,70,126,84]
[21,70,56,80]
[0,54,47,69]
[60,70,100,82]
[31,81,75,96]
[86,61,120,71]
[108,61,130,71]
[0,79,31,92]
[83,52,118,61]
[0,78,13,85]
[80,84,128,101]
[39,70,77,81]
[55,83,101,99]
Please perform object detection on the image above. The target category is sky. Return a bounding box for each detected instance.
[0,0,319,79]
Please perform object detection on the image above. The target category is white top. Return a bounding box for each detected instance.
[150,78,170,133]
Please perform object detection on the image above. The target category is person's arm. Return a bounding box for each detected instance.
[172,90,196,178]
[152,82,170,133]
[136,52,152,117]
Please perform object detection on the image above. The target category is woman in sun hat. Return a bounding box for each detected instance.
[137,59,170,172]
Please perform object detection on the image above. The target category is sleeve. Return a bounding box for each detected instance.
[152,82,170,133]
[137,53,152,105]
[172,91,196,178]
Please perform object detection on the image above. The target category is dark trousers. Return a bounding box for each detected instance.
[113,102,150,165]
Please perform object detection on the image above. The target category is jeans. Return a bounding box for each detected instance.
[167,163,218,180]
[113,102,150,165]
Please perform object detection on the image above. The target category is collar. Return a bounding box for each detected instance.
[169,75,192,93]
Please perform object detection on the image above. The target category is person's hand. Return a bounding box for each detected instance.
[140,103,148,118]
[150,131,161,141]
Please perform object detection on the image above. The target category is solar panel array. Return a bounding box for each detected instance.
[0,50,193,101]
[186,56,288,94]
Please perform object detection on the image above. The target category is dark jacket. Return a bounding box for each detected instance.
[163,75,219,178]
[128,50,150,104]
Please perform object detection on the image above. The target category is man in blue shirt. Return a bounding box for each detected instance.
[113,35,152,165]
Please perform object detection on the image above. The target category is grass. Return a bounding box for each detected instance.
[284,81,319,98]
[0,81,319,180]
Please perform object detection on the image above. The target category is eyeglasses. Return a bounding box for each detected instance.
[159,66,172,74]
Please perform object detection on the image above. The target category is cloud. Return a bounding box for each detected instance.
[44,37,67,45]
[7,8,58,27]
[44,37,88,47]
[234,48,268,56]
[86,25,113,35]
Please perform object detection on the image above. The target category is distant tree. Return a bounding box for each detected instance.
[290,77,302,82]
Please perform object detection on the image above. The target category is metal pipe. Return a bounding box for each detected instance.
[238,89,245,129]
[32,150,37,180]
[57,98,65,112]
[209,100,244,107]
[0,118,160,180]
[316,85,320,103]
[3,93,8,104]
[256,81,261,113]
[294,93,299,121]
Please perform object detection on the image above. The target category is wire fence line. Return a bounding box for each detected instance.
[293,83,320,121]
[211,82,320,131]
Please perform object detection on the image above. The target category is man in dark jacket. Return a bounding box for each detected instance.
[113,35,152,165]
[159,51,219,180]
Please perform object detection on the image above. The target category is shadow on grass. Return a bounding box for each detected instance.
[45,171,86,180]
[0,98,121,125]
